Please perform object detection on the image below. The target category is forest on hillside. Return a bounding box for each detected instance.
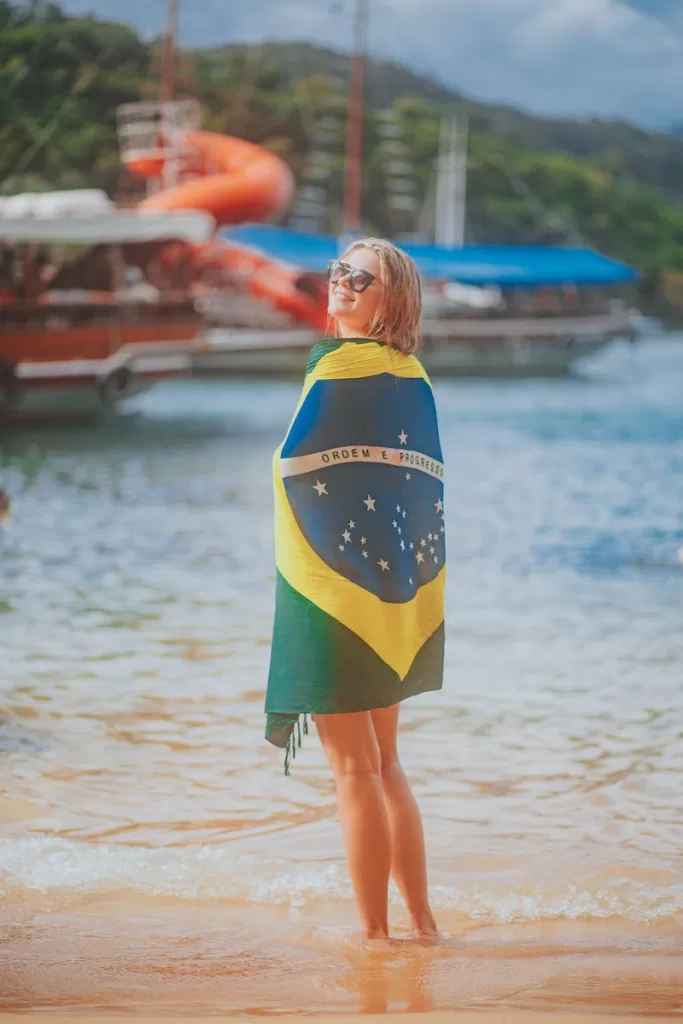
[2,0,683,309]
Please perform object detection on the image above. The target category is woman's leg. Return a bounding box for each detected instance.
[371,704,438,937]
[314,711,391,938]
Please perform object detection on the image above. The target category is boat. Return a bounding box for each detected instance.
[0,3,312,424]
[192,224,637,377]
[0,190,215,421]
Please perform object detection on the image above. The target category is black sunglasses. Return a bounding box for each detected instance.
[327,259,376,294]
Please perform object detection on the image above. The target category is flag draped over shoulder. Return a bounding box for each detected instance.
[265,337,445,771]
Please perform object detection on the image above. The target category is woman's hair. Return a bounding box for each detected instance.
[329,237,422,354]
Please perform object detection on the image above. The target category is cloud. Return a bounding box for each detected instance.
[58,0,683,129]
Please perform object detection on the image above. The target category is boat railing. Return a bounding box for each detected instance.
[0,293,200,331]
[427,298,626,321]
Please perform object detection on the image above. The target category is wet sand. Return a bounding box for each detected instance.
[2,901,682,1016]
[0,1016,679,1024]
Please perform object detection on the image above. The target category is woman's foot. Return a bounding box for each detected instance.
[409,910,442,944]
[412,929,444,946]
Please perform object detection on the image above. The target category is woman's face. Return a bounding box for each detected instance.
[327,247,383,337]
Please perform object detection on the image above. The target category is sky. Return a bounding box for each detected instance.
[55,0,683,131]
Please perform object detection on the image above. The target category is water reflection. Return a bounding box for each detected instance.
[341,943,435,1013]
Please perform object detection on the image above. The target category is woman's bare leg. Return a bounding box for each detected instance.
[314,710,391,939]
[371,704,438,937]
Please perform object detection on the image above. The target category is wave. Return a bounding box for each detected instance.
[2,836,682,923]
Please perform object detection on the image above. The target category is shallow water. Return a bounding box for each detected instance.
[1,336,683,1013]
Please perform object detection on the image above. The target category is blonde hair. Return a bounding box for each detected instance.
[328,237,422,354]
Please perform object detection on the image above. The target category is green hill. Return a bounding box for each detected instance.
[207,40,683,208]
[3,1,683,311]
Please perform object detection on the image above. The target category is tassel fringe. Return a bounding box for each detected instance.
[284,714,309,777]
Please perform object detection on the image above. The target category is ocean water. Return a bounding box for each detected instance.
[1,336,683,1013]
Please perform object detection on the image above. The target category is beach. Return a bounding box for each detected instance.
[2,886,683,1014]
[1,335,682,1015]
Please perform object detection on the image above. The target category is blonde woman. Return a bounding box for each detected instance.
[265,238,445,941]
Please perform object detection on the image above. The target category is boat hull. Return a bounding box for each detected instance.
[193,311,634,378]
[0,317,203,422]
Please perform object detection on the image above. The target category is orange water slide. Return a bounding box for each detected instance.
[136,131,293,225]
[126,131,327,328]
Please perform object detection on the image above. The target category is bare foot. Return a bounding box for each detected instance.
[407,913,450,946]
[348,929,392,949]
[412,929,445,946]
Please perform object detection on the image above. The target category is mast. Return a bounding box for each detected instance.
[160,0,180,103]
[434,114,468,248]
[343,0,369,233]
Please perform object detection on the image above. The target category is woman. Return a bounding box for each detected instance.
[265,238,445,941]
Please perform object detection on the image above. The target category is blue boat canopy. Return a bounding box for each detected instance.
[223,224,637,287]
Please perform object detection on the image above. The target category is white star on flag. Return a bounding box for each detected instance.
[360,536,367,545]
[396,504,401,514]
[409,577,413,585]
[416,551,425,564]
[349,520,355,529]
[434,556,439,564]
[362,550,369,559]
[402,510,406,519]
[435,498,444,513]
[363,495,376,511]
[409,542,414,550]
[378,558,390,572]
[429,546,435,555]
[313,480,327,496]
[392,519,398,529]
[440,525,445,534]
[405,472,411,480]
[342,529,352,544]
[398,430,408,446]
[428,533,433,541]
[400,539,405,551]
[420,538,426,548]
[338,544,344,552]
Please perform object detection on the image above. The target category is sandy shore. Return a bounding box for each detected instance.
[0,1015,678,1024]
[2,939,682,1016]
[2,897,682,1016]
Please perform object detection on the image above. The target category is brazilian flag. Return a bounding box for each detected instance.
[265,337,445,771]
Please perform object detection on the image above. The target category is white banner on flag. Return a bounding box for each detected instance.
[281,445,444,481]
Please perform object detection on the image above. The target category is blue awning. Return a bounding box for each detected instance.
[222,225,637,287]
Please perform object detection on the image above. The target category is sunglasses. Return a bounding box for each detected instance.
[327,259,376,294]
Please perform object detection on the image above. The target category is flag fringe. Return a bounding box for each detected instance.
[284,714,309,776]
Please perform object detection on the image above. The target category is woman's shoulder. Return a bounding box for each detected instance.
[305,336,384,377]
[305,337,346,376]
[305,338,428,376]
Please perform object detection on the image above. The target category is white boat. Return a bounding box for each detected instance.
[190,79,640,379]
[190,225,639,377]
